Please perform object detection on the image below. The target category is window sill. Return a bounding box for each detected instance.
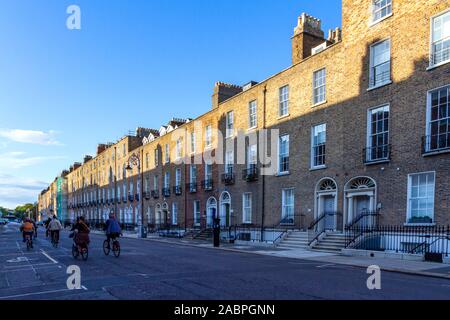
[312,100,327,108]
[247,126,258,132]
[276,172,290,177]
[369,13,393,28]
[423,148,450,157]
[277,114,290,120]
[364,159,390,166]
[403,223,436,227]
[367,80,392,92]
[427,60,450,71]
[310,166,327,172]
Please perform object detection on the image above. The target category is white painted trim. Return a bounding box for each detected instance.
[406,171,436,224]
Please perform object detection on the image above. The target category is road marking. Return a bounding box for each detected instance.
[81,285,88,290]
[41,250,58,264]
[6,257,29,263]
[0,288,72,300]
[316,264,336,269]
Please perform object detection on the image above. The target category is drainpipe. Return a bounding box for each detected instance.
[261,85,267,242]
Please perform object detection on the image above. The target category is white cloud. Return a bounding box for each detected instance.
[0,152,66,169]
[0,174,49,208]
[0,129,62,146]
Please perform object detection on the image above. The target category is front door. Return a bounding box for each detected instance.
[323,195,336,230]
[353,195,370,226]
[222,204,230,227]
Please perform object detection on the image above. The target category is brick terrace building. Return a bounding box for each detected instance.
[39,1,450,241]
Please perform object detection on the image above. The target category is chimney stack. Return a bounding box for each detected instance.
[292,13,326,64]
[212,82,243,109]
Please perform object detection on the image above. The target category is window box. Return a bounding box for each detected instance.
[407,216,434,225]
[201,180,214,191]
[242,166,259,182]
[173,186,183,196]
[221,173,235,185]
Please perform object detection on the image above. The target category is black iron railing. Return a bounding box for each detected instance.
[173,186,182,196]
[162,188,171,197]
[151,190,160,199]
[221,173,235,185]
[201,180,214,191]
[345,225,450,257]
[242,165,259,182]
[308,212,342,246]
[128,194,134,202]
[363,144,390,164]
[369,61,391,88]
[188,183,198,193]
[422,134,450,154]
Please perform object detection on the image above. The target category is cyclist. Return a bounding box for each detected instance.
[71,216,90,247]
[44,216,52,238]
[31,218,38,239]
[104,212,122,246]
[20,218,35,248]
[48,215,63,245]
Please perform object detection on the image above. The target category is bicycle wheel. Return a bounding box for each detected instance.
[103,240,110,256]
[72,244,79,259]
[26,240,31,251]
[81,246,89,261]
[112,241,120,258]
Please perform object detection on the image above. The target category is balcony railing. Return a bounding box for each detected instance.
[135,193,140,202]
[151,190,160,199]
[369,61,391,88]
[144,191,151,200]
[162,188,171,198]
[242,165,259,182]
[422,134,450,154]
[173,186,182,196]
[122,196,127,203]
[363,144,391,164]
[201,179,214,191]
[128,194,134,202]
[221,172,235,185]
[188,183,198,193]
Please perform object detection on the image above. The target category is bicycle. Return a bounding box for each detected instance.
[25,233,33,251]
[103,236,120,258]
[51,231,59,248]
[71,231,89,261]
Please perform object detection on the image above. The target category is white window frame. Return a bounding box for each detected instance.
[249,100,257,129]
[175,168,181,187]
[247,144,257,170]
[313,68,326,105]
[242,193,252,224]
[153,175,158,190]
[281,188,295,223]
[164,144,170,164]
[406,172,436,224]
[425,84,450,153]
[172,203,178,225]
[225,150,234,174]
[279,85,290,117]
[429,9,450,68]
[190,132,196,154]
[366,104,390,162]
[190,165,197,184]
[164,172,170,189]
[226,111,234,138]
[205,162,213,181]
[370,0,392,25]
[205,125,213,148]
[369,39,391,89]
[194,200,201,226]
[154,148,159,167]
[176,139,183,160]
[278,135,290,175]
[311,124,327,169]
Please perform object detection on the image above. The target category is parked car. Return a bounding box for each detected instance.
[0,218,8,225]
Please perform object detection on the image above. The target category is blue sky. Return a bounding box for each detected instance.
[0,0,341,208]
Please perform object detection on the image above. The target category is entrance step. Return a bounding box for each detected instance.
[312,233,347,253]
[277,231,309,250]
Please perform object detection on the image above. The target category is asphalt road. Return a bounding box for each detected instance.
[0,223,449,300]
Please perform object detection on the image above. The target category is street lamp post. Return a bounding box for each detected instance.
[126,151,146,238]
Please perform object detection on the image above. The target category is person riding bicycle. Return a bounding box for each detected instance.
[104,212,122,246]
[44,216,52,238]
[48,215,63,244]
[71,216,90,247]
[20,218,35,248]
[31,218,38,239]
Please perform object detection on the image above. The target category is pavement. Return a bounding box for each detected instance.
[101,230,450,280]
[1,224,449,300]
